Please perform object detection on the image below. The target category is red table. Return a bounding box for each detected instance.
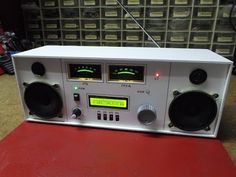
[0,122,235,177]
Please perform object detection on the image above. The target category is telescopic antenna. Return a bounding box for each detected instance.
[115,0,160,48]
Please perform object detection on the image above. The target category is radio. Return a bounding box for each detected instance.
[13,46,232,137]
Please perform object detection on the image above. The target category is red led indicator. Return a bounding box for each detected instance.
[155,72,160,78]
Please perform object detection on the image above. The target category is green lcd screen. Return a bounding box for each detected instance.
[89,96,128,109]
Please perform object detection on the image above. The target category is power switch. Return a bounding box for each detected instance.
[73,93,80,101]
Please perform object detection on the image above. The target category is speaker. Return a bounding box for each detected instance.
[13,46,232,137]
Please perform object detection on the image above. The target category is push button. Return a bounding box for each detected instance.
[103,114,107,120]
[73,93,80,101]
[97,113,101,120]
[115,115,119,121]
[109,114,113,121]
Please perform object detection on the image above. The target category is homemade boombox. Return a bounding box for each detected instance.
[13,46,232,137]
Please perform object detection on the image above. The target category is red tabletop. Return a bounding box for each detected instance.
[0,122,235,177]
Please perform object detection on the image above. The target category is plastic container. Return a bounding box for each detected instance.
[45,31,61,40]
[166,43,187,48]
[123,42,142,47]
[147,0,165,5]
[61,0,78,7]
[83,31,100,40]
[42,0,58,7]
[192,20,213,31]
[145,32,165,42]
[190,32,212,43]
[213,44,235,55]
[146,20,166,30]
[64,41,80,45]
[168,20,190,30]
[124,32,142,41]
[45,41,62,45]
[215,19,233,31]
[144,42,164,47]
[124,20,141,29]
[82,0,99,6]
[167,32,188,42]
[146,7,166,18]
[124,8,143,18]
[102,0,118,6]
[102,8,121,18]
[170,0,190,6]
[214,33,235,43]
[42,9,59,18]
[62,20,79,29]
[102,42,121,46]
[63,31,80,40]
[27,21,41,29]
[218,6,236,18]
[82,20,99,29]
[28,31,43,40]
[82,41,100,46]
[24,10,41,21]
[44,20,60,29]
[61,8,79,18]
[124,0,144,6]
[189,44,210,49]
[170,7,191,18]
[194,7,215,19]
[34,41,44,48]
[103,20,121,30]
[103,31,120,41]
[195,0,216,5]
[81,8,100,18]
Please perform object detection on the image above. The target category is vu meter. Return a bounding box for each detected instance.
[109,65,144,83]
[68,64,102,81]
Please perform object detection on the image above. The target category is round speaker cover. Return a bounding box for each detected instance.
[189,69,207,85]
[31,62,46,76]
[168,91,217,131]
[24,82,62,118]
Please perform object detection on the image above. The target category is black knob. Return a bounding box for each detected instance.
[71,108,82,119]
[189,69,207,85]
[31,62,45,76]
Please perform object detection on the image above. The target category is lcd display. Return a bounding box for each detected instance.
[109,65,144,83]
[89,96,128,109]
[68,64,102,81]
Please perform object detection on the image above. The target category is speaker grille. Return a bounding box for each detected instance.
[24,82,62,118]
[168,91,217,131]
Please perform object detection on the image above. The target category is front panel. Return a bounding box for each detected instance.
[13,47,232,138]
[62,60,170,131]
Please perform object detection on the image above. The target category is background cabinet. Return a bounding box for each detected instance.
[21,0,236,59]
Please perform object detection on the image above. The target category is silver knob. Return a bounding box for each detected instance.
[137,104,156,125]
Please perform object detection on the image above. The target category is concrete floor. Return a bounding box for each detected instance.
[0,74,235,163]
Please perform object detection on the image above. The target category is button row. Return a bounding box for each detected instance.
[97,112,119,121]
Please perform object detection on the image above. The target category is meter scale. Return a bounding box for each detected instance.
[109,65,144,82]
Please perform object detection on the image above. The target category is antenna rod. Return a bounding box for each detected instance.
[115,0,160,48]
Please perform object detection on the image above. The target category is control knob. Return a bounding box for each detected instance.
[71,107,82,119]
[137,104,156,125]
